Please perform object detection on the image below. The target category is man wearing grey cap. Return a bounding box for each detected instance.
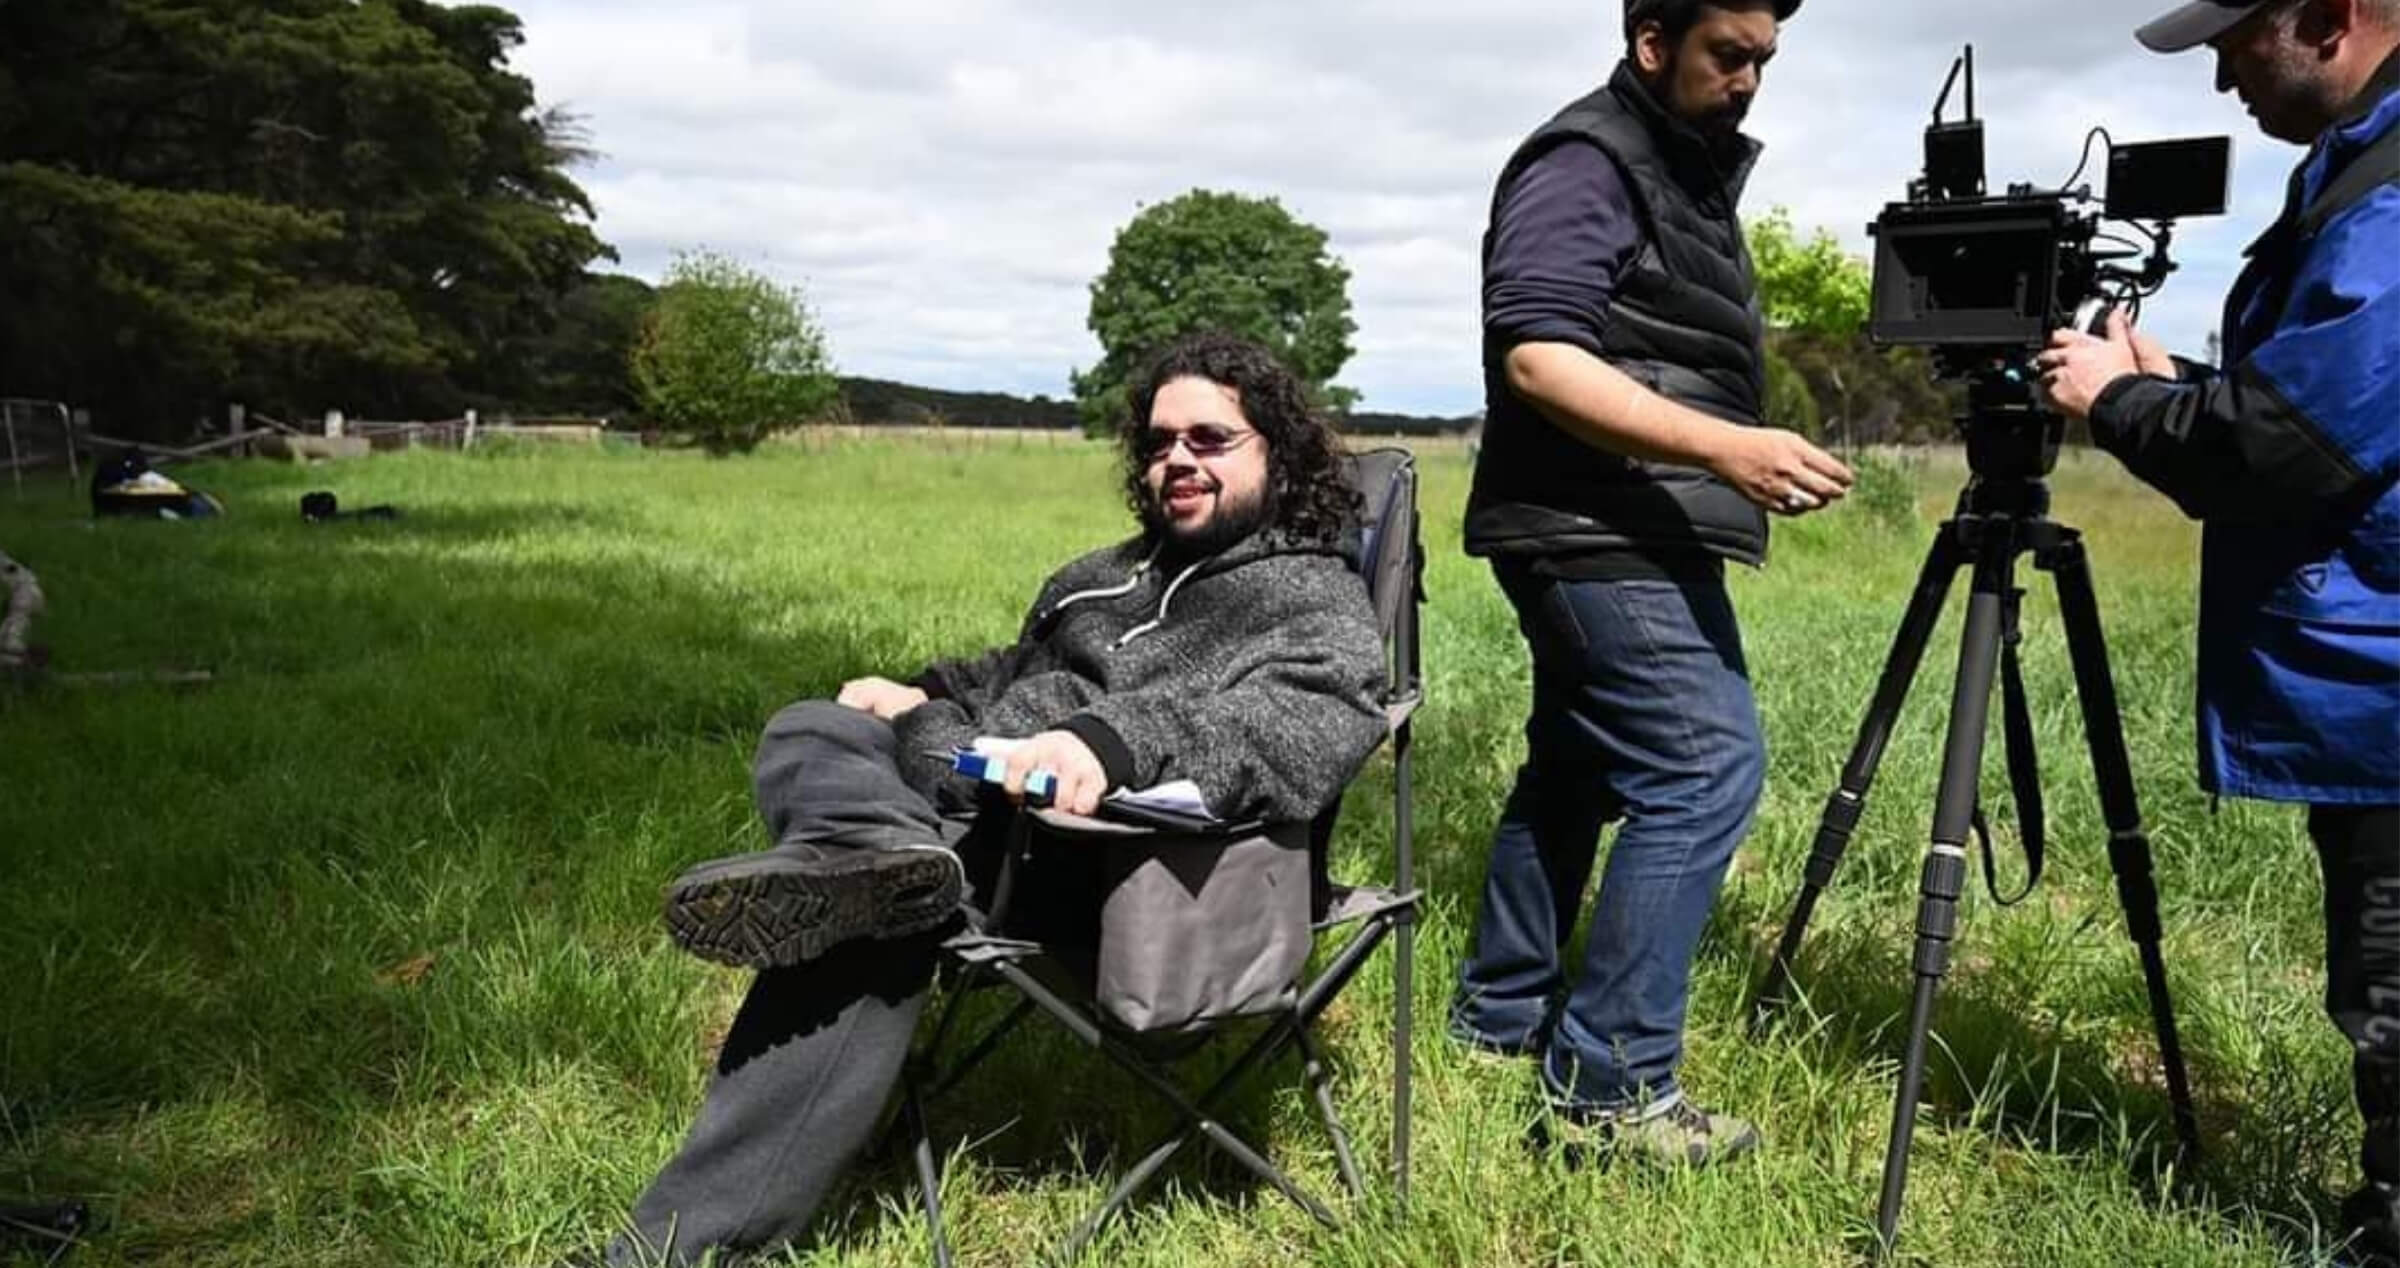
[2040,2,2399,1262]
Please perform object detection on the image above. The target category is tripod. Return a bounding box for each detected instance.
[1752,464,2203,1255]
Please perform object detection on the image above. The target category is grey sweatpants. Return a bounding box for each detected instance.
[613,700,982,1266]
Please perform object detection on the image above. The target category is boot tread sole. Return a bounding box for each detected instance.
[663,847,960,968]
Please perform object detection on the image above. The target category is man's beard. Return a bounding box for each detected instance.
[1694,98,1749,138]
[1148,481,1275,561]
[2246,44,2334,144]
[1644,59,1748,139]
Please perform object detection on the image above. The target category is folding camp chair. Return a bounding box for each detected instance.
[897,447,1424,1267]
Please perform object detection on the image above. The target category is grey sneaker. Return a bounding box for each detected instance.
[664,843,964,968]
[1547,1097,1761,1169]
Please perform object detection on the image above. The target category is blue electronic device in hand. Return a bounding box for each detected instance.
[950,748,1056,806]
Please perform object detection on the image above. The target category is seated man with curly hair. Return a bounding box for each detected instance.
[601,331,1387,1267]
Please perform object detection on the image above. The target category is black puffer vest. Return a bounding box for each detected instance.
[1465,62,1772,565]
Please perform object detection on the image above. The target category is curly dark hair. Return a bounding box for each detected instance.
[1119,332,1359,547]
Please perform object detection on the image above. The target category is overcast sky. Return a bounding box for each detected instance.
[506,1,2295,416]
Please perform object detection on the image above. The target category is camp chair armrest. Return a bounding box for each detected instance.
[1028,806,1267,840]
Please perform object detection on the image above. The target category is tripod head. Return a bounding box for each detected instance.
[1956,357,2062,486]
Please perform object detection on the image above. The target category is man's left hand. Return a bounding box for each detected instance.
[835,675,928,720]
[2038,310,2144,422]
[998,730,1110,816]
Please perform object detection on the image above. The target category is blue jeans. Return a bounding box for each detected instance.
[1454,564,1766,1113]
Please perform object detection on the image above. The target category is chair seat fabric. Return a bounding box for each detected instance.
[999,813,1316,1034]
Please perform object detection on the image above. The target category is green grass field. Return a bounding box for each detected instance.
[0,438,2365,1266]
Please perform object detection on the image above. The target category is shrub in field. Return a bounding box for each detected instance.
[632,250,838,454]
[1849,449,1923,531]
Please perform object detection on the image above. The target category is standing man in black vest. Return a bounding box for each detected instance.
[1453,0,1849,1165]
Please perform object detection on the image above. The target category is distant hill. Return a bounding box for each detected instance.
[1343,409,1481,437]
[839,377,1079,430]
[840,376,1476,437]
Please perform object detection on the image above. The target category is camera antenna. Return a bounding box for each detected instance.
[1920,45,1986,200]
[1931,45,1976,125]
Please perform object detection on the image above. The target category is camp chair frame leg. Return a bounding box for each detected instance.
[1294,1025,1365,1202]
[978,957,1344,1260]
[1047,911,1408,1259]
[877,966,1018,1155]
[892,963,1050,1249]
[923,994,1035,1102]
[903,1074,955,1268]
[908,863,1412,1267]
[1391,714,1417,1204]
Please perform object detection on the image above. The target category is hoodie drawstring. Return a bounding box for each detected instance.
[1041,545,1161,627]
[1112,557,1202,649]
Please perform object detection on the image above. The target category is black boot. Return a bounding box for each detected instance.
[0,1200,89,1257]
[2340,1182,2399,1267]
[664,842,963,969]
[2353,1055,2397,1265]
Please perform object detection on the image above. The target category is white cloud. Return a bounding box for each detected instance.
[508,1,2302,414]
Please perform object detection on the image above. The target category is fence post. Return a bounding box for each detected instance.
[324,409,344,439]
[463,408,478,452]
[229,403,247,458]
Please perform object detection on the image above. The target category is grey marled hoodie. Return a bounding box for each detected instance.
[892,525,1386,826]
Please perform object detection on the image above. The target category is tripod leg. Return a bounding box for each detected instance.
[2045,536,2202,1162]
[1877,543,2012,1255]
[1757,527,1967,1025]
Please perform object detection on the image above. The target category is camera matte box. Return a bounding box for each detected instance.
[1869,196,2072,347]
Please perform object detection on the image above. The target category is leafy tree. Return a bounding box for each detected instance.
[515,272,655,417]
[0,162,433,418]
[1072,190,1357,433]
[0,0,609,433]
[1747,207,1871,337]
[1744,207,1962,446]
[632,251,838,454]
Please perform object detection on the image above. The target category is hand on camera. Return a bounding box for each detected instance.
[1712,427,1855,516]
[835,675,929,720]
[2037,310,2154,422]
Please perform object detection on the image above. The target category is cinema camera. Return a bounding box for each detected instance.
[1869,45,2231,479]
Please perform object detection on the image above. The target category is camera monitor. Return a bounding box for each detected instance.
[1869,196,2074,347]
[2105,136,2231,221]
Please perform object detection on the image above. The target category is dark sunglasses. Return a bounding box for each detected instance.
[1139,424,1257,462]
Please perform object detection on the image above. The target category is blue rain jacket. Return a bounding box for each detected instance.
[2089,49,2400,804]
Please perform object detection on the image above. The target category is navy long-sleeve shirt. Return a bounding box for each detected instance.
[1483,139,1643,358]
